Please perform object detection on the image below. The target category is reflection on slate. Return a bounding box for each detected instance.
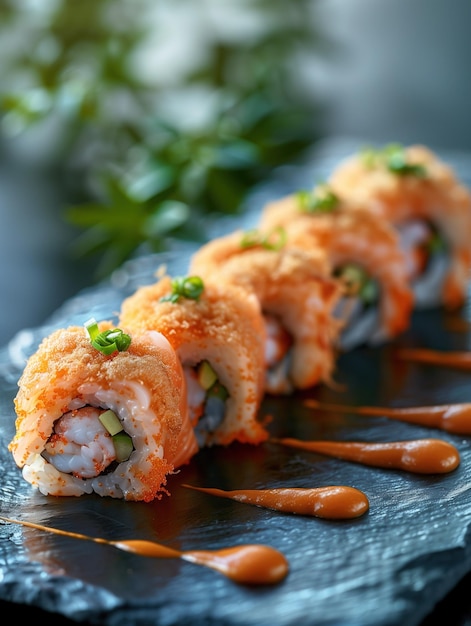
[1,142,471,626]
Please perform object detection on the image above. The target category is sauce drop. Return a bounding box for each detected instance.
[183,483,369,519]
[305,398,471,435]
[274,437,459,474]
[0,516,288,586]
[396,347,471,370]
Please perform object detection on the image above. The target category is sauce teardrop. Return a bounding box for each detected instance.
[274,437,459,474]
[0,516,288,585]
[396,347,471,370]
[183,484,369,519]
[305,398,471,435]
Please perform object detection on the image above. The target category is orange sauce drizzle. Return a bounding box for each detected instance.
[0,516,288,585]
[273,437,459,474]
[183,484,369,520]
[396,347,471,370]
[443,316,471,332]
[305,398,471,435]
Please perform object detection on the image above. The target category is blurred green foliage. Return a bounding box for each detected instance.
[0,0,325,279]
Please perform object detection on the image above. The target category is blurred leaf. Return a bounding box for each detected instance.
[204,167,252,215]
[213,139,260,169]
[144,201,190,237]
[0,0,325,278]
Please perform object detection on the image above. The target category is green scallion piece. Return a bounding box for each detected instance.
[360,144,427,178]
[159,275,204,303]
[84,318,131,355]
[296,184,339,214]
[240,226,287,251]
[240,229,261,248]
[386,151,427,177]
[262,226,287,250]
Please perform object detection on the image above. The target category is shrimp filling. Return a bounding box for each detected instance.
[264,314,293,392]
[185,363,228,446]
[43,406,132,479]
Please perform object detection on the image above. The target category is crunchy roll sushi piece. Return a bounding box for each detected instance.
[120,276,268,447]
[9,321,198,501]
[260,186,414,351]
[190,230,343,394]
[329,144,471,310]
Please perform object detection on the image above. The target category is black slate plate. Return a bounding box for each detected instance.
[1,140,471,626]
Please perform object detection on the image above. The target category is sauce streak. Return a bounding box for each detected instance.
[444,316,471,332]
[183,483,369,520]
[396,347,471,370]
[274,437,459,474]
[305,398,471,435]
[0,516,288,585]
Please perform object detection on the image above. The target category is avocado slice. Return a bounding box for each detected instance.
[197,360,218,390]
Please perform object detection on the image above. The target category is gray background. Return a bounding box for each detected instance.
[311,0,471,150]
[2,0,471,346]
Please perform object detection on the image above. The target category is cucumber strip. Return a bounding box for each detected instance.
[112,432,133,462]
[99,410,123,436]
[207,381,229,401]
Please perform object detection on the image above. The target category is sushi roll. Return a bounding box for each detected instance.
[260,186,414,351]
[329,144,471,310]
[9,320,198,501]
[189,229,343,394]
[119,275,268,447]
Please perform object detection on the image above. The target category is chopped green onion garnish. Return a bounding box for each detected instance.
[240,229,260,248]
[387,151,427,177]
[159,275,204,303]
[262,226,287,250]
[240,226,286,251]
[360,144,427,178]
[84,318,131,355]
[296,184,340,214]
